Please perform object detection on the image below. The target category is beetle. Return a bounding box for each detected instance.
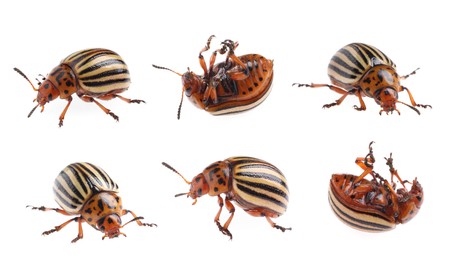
[293,43,431,115]
[162,156,291,239]
[28,162,156,243]
[328,142,423,232]
[14,48,144,127]
[153,35,274,119]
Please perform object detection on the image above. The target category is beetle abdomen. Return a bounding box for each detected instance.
[53,162,119,214]
[207,54,273,115]
[62,48,130,95]
[328,174,395,232]
[328,43,395,89]
[230,156,288,216]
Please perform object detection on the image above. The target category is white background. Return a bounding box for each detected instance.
[1,0,453,259]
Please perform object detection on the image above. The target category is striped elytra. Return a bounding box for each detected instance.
[328,142,424,232]
[162,156,290,239]
[28,162,156,243]
[294,42,431,114]
[153,35,273,119]
[14,48,144,126]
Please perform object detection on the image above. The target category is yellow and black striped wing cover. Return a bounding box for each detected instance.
[61,48,131,96]
[53,162,119,214]
[328,43,396,89]
[230,157,289,216]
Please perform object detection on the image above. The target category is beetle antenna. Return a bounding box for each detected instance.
[177,89,184,120]
[28,103,39,118]
[162,162,191,184]
[175,192,189,197]
[397,100,421,115]
[152,64,182,76]
[14,67,38,91]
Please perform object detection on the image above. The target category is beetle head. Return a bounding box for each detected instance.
[396,178,424,224]
[376,87,399,114]
[98,214,125,240]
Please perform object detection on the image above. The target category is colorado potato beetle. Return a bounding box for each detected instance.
[328,142,423,232]
[14,48,144,126]
[163,156,290,239]
[294,43,431,115]
[28,162,156,243]
[153,35,274,119]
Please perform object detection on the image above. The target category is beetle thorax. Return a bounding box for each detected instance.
[182,71,205,109]
[81,191,123,237]
[396,179,424,224]
[360,65,400,113]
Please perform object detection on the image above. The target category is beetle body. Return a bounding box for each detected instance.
[163,156,290,239]
[294,43,430,114]
[15,48,144,126]
[153,36,274,119]
[328,142,423,232]
[29,162,155,243]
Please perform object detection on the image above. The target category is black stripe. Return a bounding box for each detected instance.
[351,43,370,66]
[328,63,359,80]
[236,182,288,208]
[78,59,126,75]
[236,171,288,191]
[53,186,78,211]
[236,178,288,200]
[55,169,85,204]
[65,49,95,63]
[338,48,366,72]
[83,78,130,87]
[86,162,117,190]
[79,69,129,81]
[77,50,116,69]
[328,190,393,231]
[76,163,104,189]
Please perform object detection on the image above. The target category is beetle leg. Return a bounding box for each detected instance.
[401,86,432,109]
[78,95,119,121]
[121,209,157,228]
[58,96,73,127]
[385,154,407,189]
[214,195,233,239]
[352,89,367,111]
[354,142,376,183]
[400,68,419,80]
[27,205,72,215]
[199,35,216,77]
[265,216,292,232]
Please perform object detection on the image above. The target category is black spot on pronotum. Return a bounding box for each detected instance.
[248,87,253,92]
[64,90,69,95]
[195,176,201,183]
[416,196,422,202]
[43,83,49,89]
[197,188,202,196]
[214,187,219,192]
[87,217,92,222]
[98,199,104,212]
[84,208,93,214]
[259,77,263,81]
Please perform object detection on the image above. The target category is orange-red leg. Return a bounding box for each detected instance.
[27,205,84,243]
[58,96,73,127]
[354,141,376,183]
[121,209,157,228]
[214,195,235,239]
[79,95,119,121]
[199,35,216,76]
[265,216,292,232]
